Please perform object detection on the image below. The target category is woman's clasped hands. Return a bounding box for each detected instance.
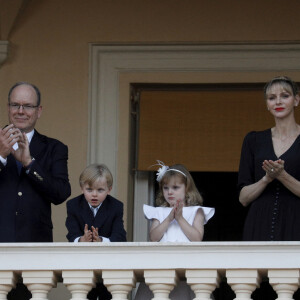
[262,159,285,180]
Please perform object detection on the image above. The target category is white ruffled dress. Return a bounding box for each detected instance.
[143,204,215,242]
[134,204,215,300]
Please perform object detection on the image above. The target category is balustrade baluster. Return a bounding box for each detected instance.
[63,270,96,300]
[268,269,300,300]
[22,270,57,300]
[0,271,17,299]
[186,269,220,300]
[102,270,136,299]
[226,269,261,300]
[143,269,178,300]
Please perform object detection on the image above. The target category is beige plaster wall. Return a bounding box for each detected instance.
[0,0,300,241]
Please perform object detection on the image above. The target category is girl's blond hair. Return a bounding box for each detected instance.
[156,164,203,207]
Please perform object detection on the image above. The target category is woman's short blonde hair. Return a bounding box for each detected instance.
[79,164,113,189]
[264,76,299,98]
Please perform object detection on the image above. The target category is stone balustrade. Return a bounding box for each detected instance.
[0,242,300,299]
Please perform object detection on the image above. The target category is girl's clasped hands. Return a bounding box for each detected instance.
[167,199,184,222]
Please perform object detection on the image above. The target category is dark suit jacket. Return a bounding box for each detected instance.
[65,194,126,242]
[0,130,71,242]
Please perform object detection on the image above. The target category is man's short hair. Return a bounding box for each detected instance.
[8,82,41,106]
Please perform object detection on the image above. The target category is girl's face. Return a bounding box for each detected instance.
[162,176,186,207]
[266,84,299,119]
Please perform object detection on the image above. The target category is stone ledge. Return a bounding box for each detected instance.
[0,242,300,271]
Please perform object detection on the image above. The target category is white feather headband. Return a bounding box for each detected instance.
[154,160,187,182]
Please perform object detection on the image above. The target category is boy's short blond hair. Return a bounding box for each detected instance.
[79,164,113,189]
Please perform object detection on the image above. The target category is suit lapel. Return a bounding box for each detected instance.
[94,197,110,228]
[80,197,95,226]
[29,130,47,159]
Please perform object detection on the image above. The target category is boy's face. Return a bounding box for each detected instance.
[81,178,111,208]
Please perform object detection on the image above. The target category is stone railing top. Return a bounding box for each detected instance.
[0,242,300,272]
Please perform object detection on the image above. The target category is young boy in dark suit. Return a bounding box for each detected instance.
[65,163,126,300]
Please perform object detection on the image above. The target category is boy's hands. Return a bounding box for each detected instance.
[79,224,93,242]
[91,226,102,242]
[79,224,103,242]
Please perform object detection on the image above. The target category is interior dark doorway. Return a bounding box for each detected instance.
[192,171,247,241]
[131,82,263,242]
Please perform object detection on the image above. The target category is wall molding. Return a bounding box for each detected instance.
[88,43,300,195]
[0,41,9,66]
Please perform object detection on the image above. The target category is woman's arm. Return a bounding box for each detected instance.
[175,208,204,241]
[239,174,273,207]
[238,131,269,207]
[240,158,300,206]
[277,171,300,197]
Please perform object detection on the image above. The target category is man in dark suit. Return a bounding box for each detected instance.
[0,82,71,299]
[65,163,126,300]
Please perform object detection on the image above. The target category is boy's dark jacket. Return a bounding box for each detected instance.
[66,194,126,242]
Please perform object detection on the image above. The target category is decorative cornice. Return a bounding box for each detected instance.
[0,41,9,66]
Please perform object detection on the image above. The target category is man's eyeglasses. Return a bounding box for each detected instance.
[8,103,39,112]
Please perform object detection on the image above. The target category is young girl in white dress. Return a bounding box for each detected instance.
[134,162,215,300]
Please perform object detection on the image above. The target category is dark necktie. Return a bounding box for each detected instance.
[16,160,22,175]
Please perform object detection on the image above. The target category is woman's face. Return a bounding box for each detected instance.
[266,84,299,119]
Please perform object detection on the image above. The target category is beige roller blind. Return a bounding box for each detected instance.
[137,88,293,171]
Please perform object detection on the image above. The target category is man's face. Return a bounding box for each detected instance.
[8,84,42,133]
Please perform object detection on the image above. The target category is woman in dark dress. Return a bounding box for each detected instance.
[238,76,300,241]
